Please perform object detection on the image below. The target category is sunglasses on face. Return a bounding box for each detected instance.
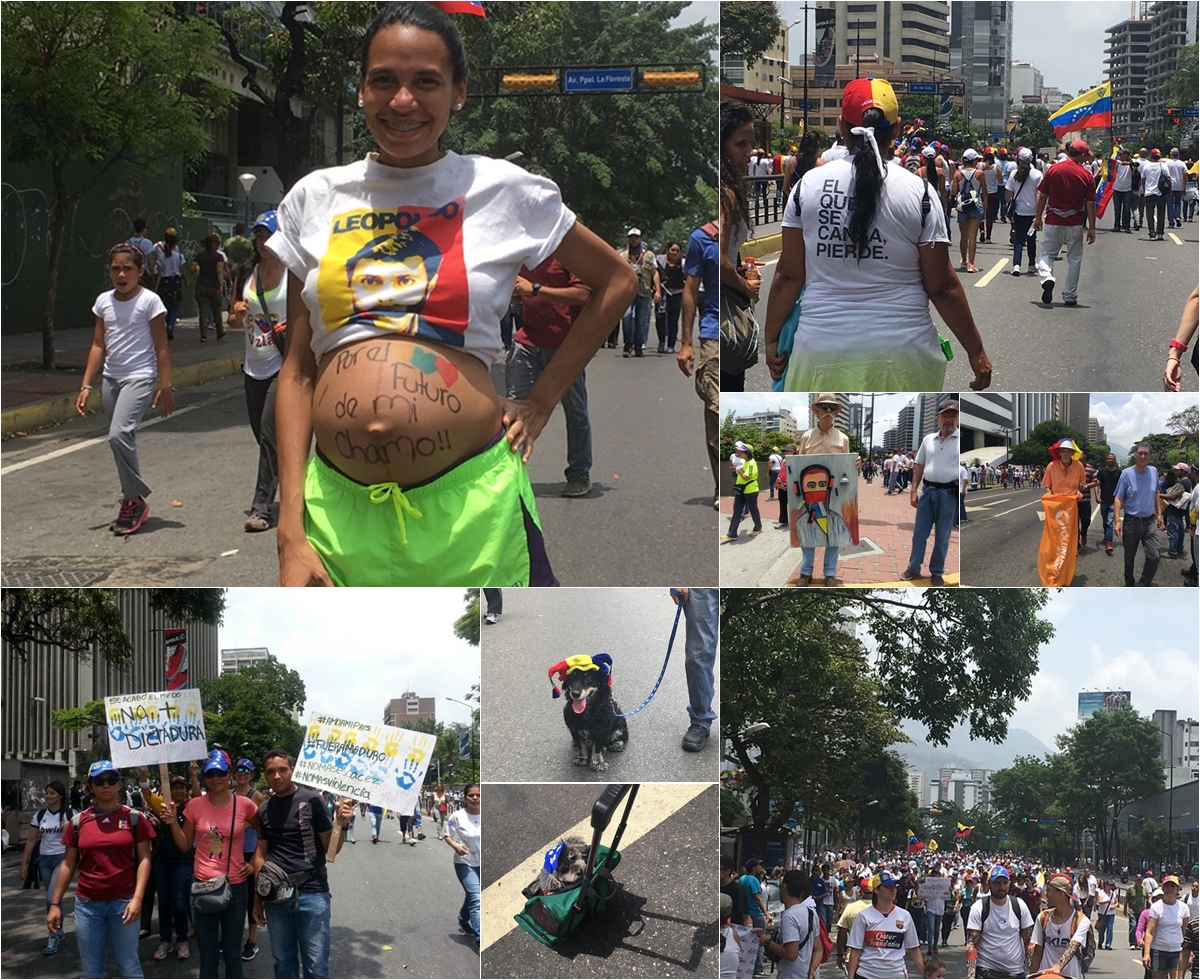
[815,405,838,412]
[91,776,120,786]
[235,767,253,774]
[465,794,480,799]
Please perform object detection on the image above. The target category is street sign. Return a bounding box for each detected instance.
[1040,818,1056,825]
[909,82,937,94]
[938,83,965,96]
[564,68,633,93]
[1185,106,1199,117]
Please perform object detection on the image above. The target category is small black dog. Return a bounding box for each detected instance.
[536,836,590,894]
[549,654,628,772]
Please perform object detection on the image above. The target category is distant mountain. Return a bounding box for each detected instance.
[1108,441,1129,460]
[890,721,1054,792]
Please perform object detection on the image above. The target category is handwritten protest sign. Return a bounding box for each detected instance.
[105,689,207,768]
[293,713,436,815]
[918,876,951,903]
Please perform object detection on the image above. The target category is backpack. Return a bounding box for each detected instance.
[718,216,759,375]
[958,170,980,209]
[812,907,834,964]
[1158,166,1173,196]
[1038,908,1096,975]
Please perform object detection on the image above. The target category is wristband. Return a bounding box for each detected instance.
[80,385,94,392]
[1169,338,1188,351]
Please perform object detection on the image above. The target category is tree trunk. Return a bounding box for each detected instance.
[42,167,71,370]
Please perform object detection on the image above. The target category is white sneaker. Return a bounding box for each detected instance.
[1011,265,1021,276]
[484,613,498,625]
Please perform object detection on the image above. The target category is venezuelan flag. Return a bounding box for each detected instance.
[1049,83,1112,137]
[1094,145,1119,217]
[430,1,486,14]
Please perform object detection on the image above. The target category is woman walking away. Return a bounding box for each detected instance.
[952,149,987,272]
[445,784,481,950]
[20,781,76,955]
[154,228,187,340]
[229,211,285,533]
[78,243,175,537]
[48,762,155,979]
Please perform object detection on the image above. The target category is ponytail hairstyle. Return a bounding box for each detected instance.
[787,130,824,209]
[720,100,755,239]
[845,107,895,263]
[162,228,179,258]
[924,151,939,188]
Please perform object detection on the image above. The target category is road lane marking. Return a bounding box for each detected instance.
[1169,232,1182,245]
[980,496,1046,521]
[973,257,1011,288]
[479,783,709,951]
[1,389,239,476]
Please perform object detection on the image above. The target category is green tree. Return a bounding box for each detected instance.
[197,655,308,764]
[719,1,781,75]
[721,783,750,828]
[720,410,770,465]
[1009,420,1090,468]
[1126,432,1190,469]
[990,754,1059,853]
[721,589,1055,856]
[1166,45,1198,114]
[1057,705,1165,870]
[1010,105,1056,154]
[898,95,938,130]
[454,590,481,647]
[4,589,226,669]
[448,2,717,244]
[1,2,233,368]
[1167,403,1199,449]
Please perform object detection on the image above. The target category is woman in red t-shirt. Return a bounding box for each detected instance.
[161,749,259,979]
[48,760,155,979]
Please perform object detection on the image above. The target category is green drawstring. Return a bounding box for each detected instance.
[367,483,423,548]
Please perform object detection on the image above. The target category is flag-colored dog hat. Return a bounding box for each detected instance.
[547,653,613,698]
[1048,438,1082,462]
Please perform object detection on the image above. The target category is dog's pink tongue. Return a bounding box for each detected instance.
[572,697,587,714]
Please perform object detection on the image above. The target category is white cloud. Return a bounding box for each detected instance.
[1092,393,1194,449]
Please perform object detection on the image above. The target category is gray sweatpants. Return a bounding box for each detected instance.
[103,375,156,500]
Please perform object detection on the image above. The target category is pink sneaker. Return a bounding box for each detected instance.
[113,497,149,535]
[176,942,190,960]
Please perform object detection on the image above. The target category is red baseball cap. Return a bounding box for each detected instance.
[1067,140,1090,155]
[841,78,900,127]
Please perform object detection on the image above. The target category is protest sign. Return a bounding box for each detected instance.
[919,876,951,903]
[785,452,860,548]
[294,713,436,815]
[105,689,206,768]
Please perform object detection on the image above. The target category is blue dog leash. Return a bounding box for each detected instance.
[613,589,684,718]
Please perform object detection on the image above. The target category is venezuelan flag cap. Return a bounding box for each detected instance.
[1048,439,1083,462]
[842,78,899,127]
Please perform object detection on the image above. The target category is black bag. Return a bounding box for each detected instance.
[720,285,760,375]
[1158,168,1173,196]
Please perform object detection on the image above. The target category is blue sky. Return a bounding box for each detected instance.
[218,589,479,729]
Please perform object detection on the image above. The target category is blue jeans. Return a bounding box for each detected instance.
[369,810,382,838]
[1166,509,1185,556]
[1169,188,1183,224]
[74,895,144,979]
[682,588,718,729]
[926,911,942,949]
[958,490,969,524]
[907,486,956,576]
[1096,911,1114,947]
[263,890,331,979]
[621,295,652,351]
[750,915,766,974]
[154,861,192,944]
[800,547,839,577]
[506,342,592,480]
[38,852,64,916]
[1100,500,1116,544]
[454,862,480,946]
[192,879,248,978]
[1112,189,1132,230]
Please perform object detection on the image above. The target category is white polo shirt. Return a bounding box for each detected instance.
[915,427,960,484]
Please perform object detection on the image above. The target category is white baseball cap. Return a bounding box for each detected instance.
[627,227,642,237]
[962,148,979,162]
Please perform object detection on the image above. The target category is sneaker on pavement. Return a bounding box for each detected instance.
[1063,297,1077,306]
[1011,266,1021,276]
[561,475,591,497]
[900,568,920,581]
[713,498,720,510]
[113,497,150,535]
[720,534,738,542]
[44,932,64,956]
[244,515,271,532]
[1041,280,1055,304]
[241,941,259,961]
[931,575,946,587]
[153,941,173,961]
[177,942,191,960]
[681,724,709,752]
[484,613,498,625]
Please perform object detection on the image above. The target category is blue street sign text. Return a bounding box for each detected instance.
[564,68,634,93]
[909,82,937,94]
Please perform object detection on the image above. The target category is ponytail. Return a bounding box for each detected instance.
[846,108,894,263]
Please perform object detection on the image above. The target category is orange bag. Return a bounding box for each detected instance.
[1038,494,1079,586]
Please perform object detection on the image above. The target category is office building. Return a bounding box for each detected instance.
[950,1,1014,136]
[1012,393,1055,445]
[221,647,271,674]
[907,769,927,808]
[385,692,437,727]
[959,393,1013,455]
[1145,1,1198,132]
[932,766,994,813]
[806,393,853,431]
[818,1,951,73]
[721,27,790,97]
[1088,418,1100,443]
[1010,60,1045,106]
[735,408,801,441]
[1054,393,1091,440]
[1105,15,1152,138]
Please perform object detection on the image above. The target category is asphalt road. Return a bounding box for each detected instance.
[480,588,720,783]
[0,815,478,978]
[959,486,1188,587]
[738,225,1200,393]
[0,348,718,587]
[481,783,718,979]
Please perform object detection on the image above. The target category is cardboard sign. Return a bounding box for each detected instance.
[293,713,436,814]
[105,689,206,768]
[919,876,951,903]
[786,452,860,548]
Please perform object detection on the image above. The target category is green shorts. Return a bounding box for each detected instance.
[305,433,557,587]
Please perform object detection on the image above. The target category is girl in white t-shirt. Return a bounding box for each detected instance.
[1005,148,1044,275]
[445,783,481,950]
[267,4,633,587]
[20,781,75,955]
[78,243,175,536]
[763,77,992,393]
[230,210,286,533]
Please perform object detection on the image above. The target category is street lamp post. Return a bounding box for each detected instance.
[446,696,477,781]
[1157,726,1175,869]
[779,75,792,133]
[237,172,258,228]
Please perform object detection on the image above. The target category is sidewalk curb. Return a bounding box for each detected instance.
[742,234,782,259]
[1,357,244,437]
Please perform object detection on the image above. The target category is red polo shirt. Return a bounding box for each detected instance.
[1040,159,1094,226]
[515,257,588,349]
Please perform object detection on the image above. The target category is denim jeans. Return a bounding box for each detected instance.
[926,911,942,949]
[369,809,383,838]
[154,861,192,944]
[38,852,64,915]
[506,342,592,479]
[800,547,839,577]
[454,862,480,946]
[1009,213,1037,268]
[1166,509,1185,556]
[958,490,969,524]
[1169,188,1183,225]
[750,915,766,974]
[263,890,331,979]
[1112,189,1132,230]
[682,588,718,729]
[662,290,682,349]
[1096,911,1114,947]
[621,295,652,351]
[193,880,248,978]
[1100,501,1116,544]
[244,372,279,521]
[74,895,144,979]
[907,486,956,576]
